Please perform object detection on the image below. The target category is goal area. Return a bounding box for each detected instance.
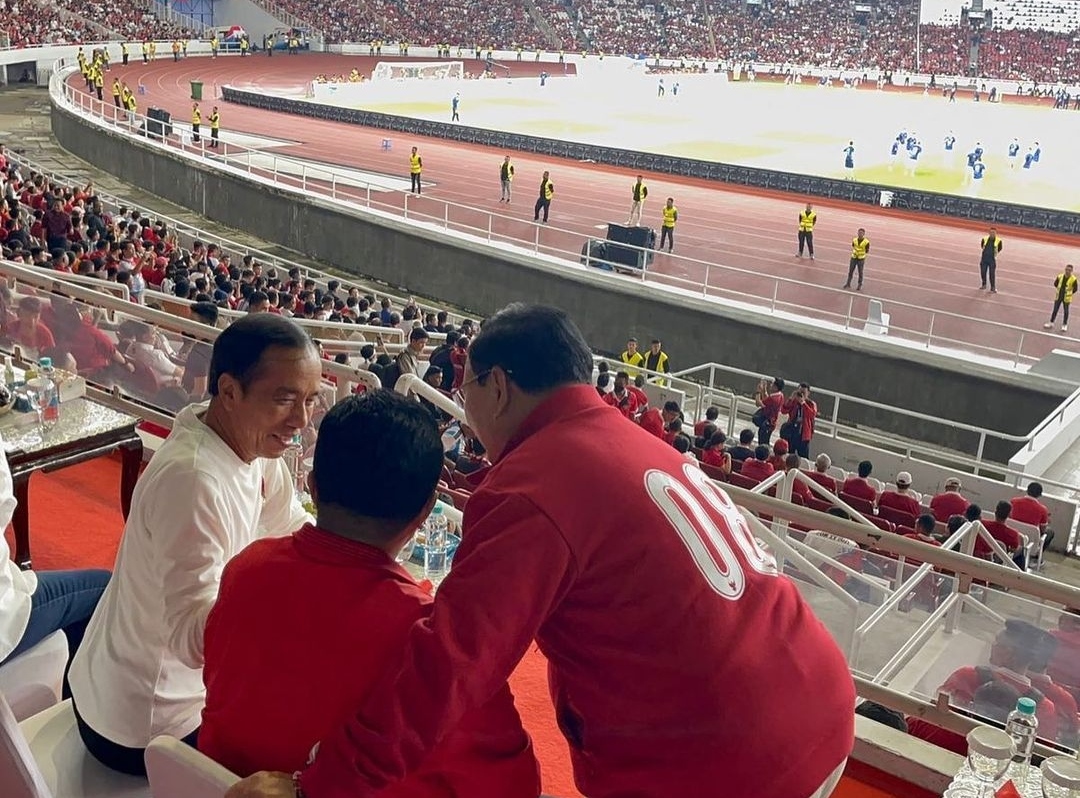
[371,61,464,81]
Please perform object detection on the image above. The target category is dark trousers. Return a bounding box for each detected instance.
[1,569,110,664]
[793,438,811,459]
[73,700,198,776]
[846,258,865,287]
[192,123,200,142]
[756,423,773,446]
[452,110,459,121]
[660,226,674,251]
[210,128,219,148]
[95,86,103,101]
[980,259,996,289]
[122,54,129,65]
[410,173,421,193]
[1051,299,1071,325]
[113,95,121,108]
[798,229,814,256]
[534,197,550,222]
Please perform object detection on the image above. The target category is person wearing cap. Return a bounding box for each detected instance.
[768,438,790,471]
[619,337,645,377]
[878,472,921,518]
[929,477,969,523]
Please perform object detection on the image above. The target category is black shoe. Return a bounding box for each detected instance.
[857,284,863,291]
[979,283,987,290]
[843,282,851,289]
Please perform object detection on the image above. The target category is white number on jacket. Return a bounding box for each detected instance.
[645,465,777,599]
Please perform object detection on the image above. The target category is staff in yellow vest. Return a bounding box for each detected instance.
[660,197,677,252]
[499,155,514,203]
[112,78,123,108]
[844,228,870,291]
[191,103,202,143]
[172,39,181,61]
[209,107,221,149]
[534,171,554,223]
[92,66,104,101]
[210,35,219,58]
[121,41,129,65]
[123,85,136,123]
[620,337,645,377]
[979,227,1002,293]
[1044,264,1078,333]
[409,147,423,194]
[627,175,648,226]
[797,202,817,259]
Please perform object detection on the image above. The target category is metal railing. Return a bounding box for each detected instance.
[50,66,1078,372]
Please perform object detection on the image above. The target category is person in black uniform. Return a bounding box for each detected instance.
[979,227,1003,293]
[534,171,554,223]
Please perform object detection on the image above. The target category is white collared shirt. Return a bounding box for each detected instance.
[68,403,312,746]
[0,437,38,662]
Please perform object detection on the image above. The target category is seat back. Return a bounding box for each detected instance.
[840,492,876,517]
[144,736,239,798]
[0,692,51,798]
[878,504,917,529]
[0,630,68,722]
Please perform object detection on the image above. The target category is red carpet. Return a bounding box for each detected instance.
[12,453,919,798]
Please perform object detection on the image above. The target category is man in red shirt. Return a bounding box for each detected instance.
[841,460,878,504]
[1049,611,1080,702]
[877,471,920,518]
[753,376,785,445]
[1028,633,1080,747]
[1010,481,1054,551]
[805,453,838,494]
[201,391,540,795]
[782,454,814,503]
[939,619,1059,740]
[977,500,1024,567]
[929,477,969,523]
[602,371,642,419]
[740,445,776,484]
[228,303,855,798]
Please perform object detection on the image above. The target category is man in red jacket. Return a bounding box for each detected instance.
[202,391,539,795]
[228,303,855,798]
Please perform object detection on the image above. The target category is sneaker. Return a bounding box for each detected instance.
[1063,325,1070,332]
[857,284,863,291]
[978,284,986,290]
[843,282,851,289]
[809,254,815,260]
[1044,322,1054,329]
[990,288,998,294]
[796,252,803,258]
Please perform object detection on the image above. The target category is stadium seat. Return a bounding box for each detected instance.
[144,736,239,798]
[840,493,876,517]
[0,631,68,722]
[878,505,918,529]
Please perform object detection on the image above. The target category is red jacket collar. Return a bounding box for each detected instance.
[498,384,604,462]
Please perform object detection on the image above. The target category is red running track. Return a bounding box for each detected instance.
[69,54,1080,364]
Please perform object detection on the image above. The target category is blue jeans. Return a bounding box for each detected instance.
[2,569,110,664]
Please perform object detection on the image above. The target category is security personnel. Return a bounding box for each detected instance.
[210,35,219,58]
[112,77,123,108]
[141,40,150,63]
[499,155,514,203]
[121,41,129,66]
[620,337,645,377]
[240,36,249,56]
[979,227,1002,293]
[534,170,554,223]
[209,106,221,149]
[644,338,670,385]
[93,65,104,101]
[172,39,181,61]
[627,174,648,226]
[797,202,817,259]
[1044,264,1077,333]
[123,84,137,123]
[844,228,870,290]
[660,197,677,252]
[191,103,202,143]
[409,147,422,194]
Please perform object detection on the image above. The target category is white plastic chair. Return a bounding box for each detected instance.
[144,736,239,798]
[0,631,68,721]
[15,698,150,797]
[863,300,891,335]
[867,477,884,493]
[826,465,846,481]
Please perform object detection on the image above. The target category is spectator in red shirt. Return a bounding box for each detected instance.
[2,296,56,354]
[638,403,665,439]
[768,438,789,471]
[1049,611,1080,701]
[841,460,878,504]
[694,405,719,438]
[877,471,920,518]
[805,453,838,494]
[700,431,731,475]
[978,500,1024,567]
[229,303,856,798]
[627,374,650,410]
[1027,634,1080,748]
[929,478,969,523]
[753,376,785,445]
[603,371,642,419]
[1010,482,1054,551]
[783,454,813,503]
[200,392,540,795]
[940,620,1059,740]
[781,383,818,459]
[740,445,776,484]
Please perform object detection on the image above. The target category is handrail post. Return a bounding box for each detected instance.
[974,433,987,474]
[926,313,935,349]
[1014,332,1025,370]
[703,262,710,297]
[845,295,854,330]
[403,192,409,219]
[331,173,337,199]
[488,213,493,241]
[534,222,540,253]
[444,202,449,228]
[770,279,779,313]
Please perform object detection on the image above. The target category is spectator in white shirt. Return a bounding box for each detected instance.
[395,327,430,379]
[68,314,322,775]
[131,322,183,387]
[0,440,110,681]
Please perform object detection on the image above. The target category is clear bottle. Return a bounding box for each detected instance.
[1005,696,1039,785]
[423,504,448,581]
[3,355,15,389]
[31,356,61,430]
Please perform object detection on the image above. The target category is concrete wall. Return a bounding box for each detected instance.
[51,101,1070,461]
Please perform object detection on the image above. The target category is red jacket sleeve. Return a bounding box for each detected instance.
[299,493,576,798]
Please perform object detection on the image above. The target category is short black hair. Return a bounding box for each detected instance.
[208,313,314,395]
[965,503,982,522]
[190,301,219,326]
[739,428,754,445]
[1027,482,1043,498]
[855,701,908,733]
[312,391,442,531]
[916,513,935,534]
[754,445,769,461]
[995,500,1012,521]
[468,303,591,393]
[857,460,872,478]
[672,434,691,454]
[705,406,719,420]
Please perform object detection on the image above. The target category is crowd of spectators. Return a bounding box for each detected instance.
[0,0,104,47]
[0,0,188,46]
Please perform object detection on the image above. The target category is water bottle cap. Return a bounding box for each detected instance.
[38,357,52,369]
[1017,697,1037,714]
[432,504,443,515]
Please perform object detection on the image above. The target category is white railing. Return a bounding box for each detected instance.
[50,65,1078,372]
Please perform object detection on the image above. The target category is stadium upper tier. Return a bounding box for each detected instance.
[4,0,1080,82]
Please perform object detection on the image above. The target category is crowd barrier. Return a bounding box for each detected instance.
[220,85,1080,235]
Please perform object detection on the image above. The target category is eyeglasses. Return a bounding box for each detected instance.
[454,367,512,407]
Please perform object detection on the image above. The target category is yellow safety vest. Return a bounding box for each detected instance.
[112,81,122,97]
[192,108,201,125]
[409,154,422,174]
[851,237,870,259]
[620,350,645,376]
[540,179,553,200]
[632,181,647,202]
[662,205,677,228]
[799,210,817,231]
[1056,273,1078,303]
[210,112,220,130]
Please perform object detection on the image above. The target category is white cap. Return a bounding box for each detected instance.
[896,471,912,486]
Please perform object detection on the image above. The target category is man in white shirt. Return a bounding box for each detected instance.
[68,313,322,775]
[0,440,109,677]
[395,327,429,380]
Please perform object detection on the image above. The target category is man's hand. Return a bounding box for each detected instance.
[225,771,296,798]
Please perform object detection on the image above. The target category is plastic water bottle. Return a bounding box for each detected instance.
[423,504,448,581]
[32,357,61,430]
[1005,697,1039,784]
